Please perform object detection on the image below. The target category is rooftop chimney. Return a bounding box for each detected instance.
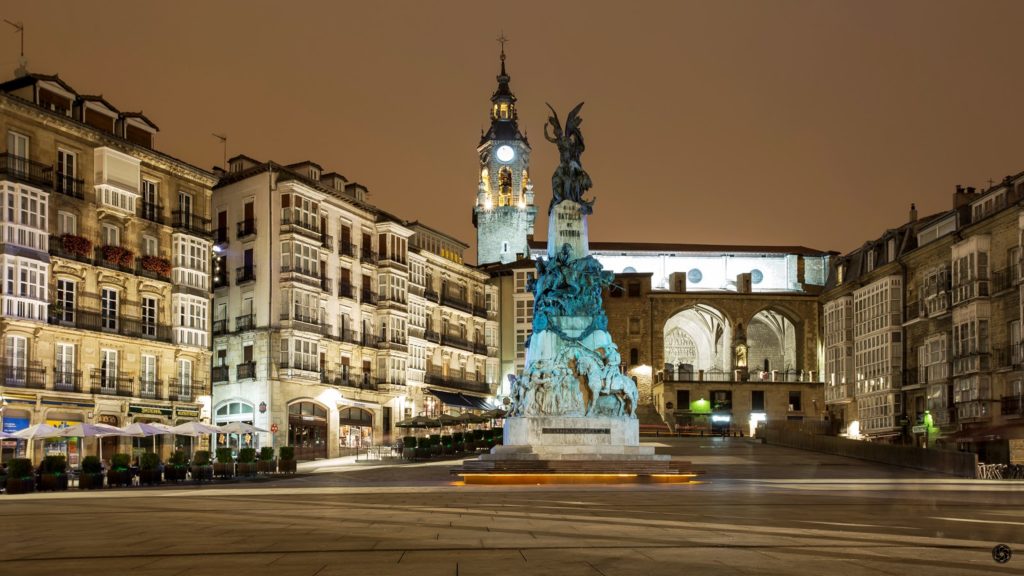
[909,203,917,222]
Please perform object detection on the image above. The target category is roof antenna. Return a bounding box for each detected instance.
[3,20,26,77]
[212,133,227,169]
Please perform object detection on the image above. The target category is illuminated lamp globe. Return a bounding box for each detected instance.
[495,145,515,163]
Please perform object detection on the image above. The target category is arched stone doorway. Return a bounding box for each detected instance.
[288,401,328,461]
[747,309,797,380]
[662,304,733,380]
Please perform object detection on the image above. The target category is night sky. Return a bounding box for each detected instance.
[6,1,1024,262]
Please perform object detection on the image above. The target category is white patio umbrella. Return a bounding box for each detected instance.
[170,421,222,458]
[122,422,172,453]
[55,423,126,464]
[216,422,269,434]
[12,423,60,463]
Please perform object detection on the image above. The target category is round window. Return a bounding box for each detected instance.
[687,268,703,284]
[751,269,764,284]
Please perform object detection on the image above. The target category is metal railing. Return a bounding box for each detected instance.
[339,243,356,258]
[237,219,256,238]
[172,210,212,237]
[236,265,256,284]
[423,369,490,394]
[1002,395,1023,416]
[338,281,355,299]
[140,201,164,224]
[279,213,321,240]
[89,370,134,397]
[49,310,174,342]
[236,314,256,332]
[0,152,53,188]
[211,365,230,383]
[53,370,82,392]
[236,362,256,381]
[55,172,85,199]
[1,363,47,389]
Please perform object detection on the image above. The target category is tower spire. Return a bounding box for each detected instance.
[498,32,508,77]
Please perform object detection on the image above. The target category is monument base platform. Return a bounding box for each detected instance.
[454,417,698,485]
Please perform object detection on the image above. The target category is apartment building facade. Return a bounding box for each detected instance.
[0,72,215,464]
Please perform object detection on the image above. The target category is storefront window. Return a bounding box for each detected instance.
[288,401,327,460]
[338,407,373,452]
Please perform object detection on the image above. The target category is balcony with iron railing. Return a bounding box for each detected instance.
[211,365,230,384]
[172,210,213,237]
[360,249,378,265]
[320,369,379,391]
[360,289,378,305]
[168,378,207,402]
[236,362,257,381]
[472,305,489,319]
[214,227,229,246]
[440,333,477,354]
[320,276,333,293]
[55,172,85,199]
[338,281,355,300]
[52,370,83,393]
[236,314,255,332]
[89,370,134,397]
[376,336,408,352]
[424,368,490,394]
[137,379,162,400]
[95,245,136,274]
[993,343,1024,370]
[423,287,439,302]
[280,311,325,334]
[0,362,47,390]
[320,234,334,251]
[237,219,256,239]
[952,279,989,306]
[339,242,356,258]
[212,318,228,336]
[0,152,53,189]
[424,329,441,344]
[279,213,321,241]
[140,201,164,224]
[992,267,1014,294]
[235,265,256,285]
[440,292,473,314]
[49,309,174,343]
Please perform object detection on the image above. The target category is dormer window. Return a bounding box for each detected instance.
[230,159,245,173]
[309,167,320,180]
[867,250,876,272]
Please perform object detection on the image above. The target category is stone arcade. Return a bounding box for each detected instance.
[459,104,693,483]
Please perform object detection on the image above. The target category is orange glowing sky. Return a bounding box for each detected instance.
[6,1,1024,261]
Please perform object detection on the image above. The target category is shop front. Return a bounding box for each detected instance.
[338,407,373,455]
[288,401,328,461]
[1,407,31,463]
[44,411,84,468]
[214,401,256,456]
[129,403,177,455]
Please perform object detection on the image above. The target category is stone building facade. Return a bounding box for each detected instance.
[0,72,215,464]
[824,184,1024,463]
[212,157,499,460]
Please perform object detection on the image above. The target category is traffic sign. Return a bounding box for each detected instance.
[270,423,279,433]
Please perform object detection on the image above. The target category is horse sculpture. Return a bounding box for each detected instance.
[573,347,638,418]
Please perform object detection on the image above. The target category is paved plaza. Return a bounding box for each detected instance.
[3,438,1023,575]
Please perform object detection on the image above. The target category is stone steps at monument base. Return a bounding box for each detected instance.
[456,459,691,475]
[479,451,672,462]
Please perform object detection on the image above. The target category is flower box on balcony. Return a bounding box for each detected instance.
[140,255,172,277]
[62,234,93,257]
[102,245,135,267]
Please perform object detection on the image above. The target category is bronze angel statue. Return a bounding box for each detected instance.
[545,102,594,214]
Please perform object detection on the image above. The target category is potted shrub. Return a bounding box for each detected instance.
[79,456,104,489]
[452,432,465,454]
[278,446,297,474]
[39,455,68,491]
[492,427,503,446]
[428,434,442,457]
[257,447,276,474]
[236,447,257,477]
[440,435,454,456]
[107,453,132,487]
[5,458,35,494]
[414,437,430,460]
[191,450,213,482]
[165,451,187,482]
[214,447,235,479]
[402,436,417,461]
[139,453,162,486]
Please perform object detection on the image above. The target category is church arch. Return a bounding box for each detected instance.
[745,307,799,376]
[661,304,733,378]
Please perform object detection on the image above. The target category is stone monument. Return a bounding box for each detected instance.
[459,104,692,482]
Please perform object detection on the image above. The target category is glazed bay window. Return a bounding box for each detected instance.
[283,288,319,324]
[175,295,208,347]
[281,240,319,277]
[173,236,209,290]
[101,287,118,330]
[281,337,318,372]
[2,257,47,321]
[951,236,990,305]
[281,193,319,233]
[919,334,950,384]
[1,182,48,251]
[955,375,991,420]
[952,306,990,376]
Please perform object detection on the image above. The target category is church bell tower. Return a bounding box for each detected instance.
[473,40,536,265]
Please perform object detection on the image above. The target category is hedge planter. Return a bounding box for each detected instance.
[5,459,34,494]
[79,473,104,490]
[236,448,257,477]
[214,448,235,479]
[39,455,68,491]
[257,447,275,474]
[107,453,132,487]
[192,450,213,482]
[138,453,162,486]
[278,447,297,474]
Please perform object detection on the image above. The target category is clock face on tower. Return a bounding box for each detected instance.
[495,145,515,163]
